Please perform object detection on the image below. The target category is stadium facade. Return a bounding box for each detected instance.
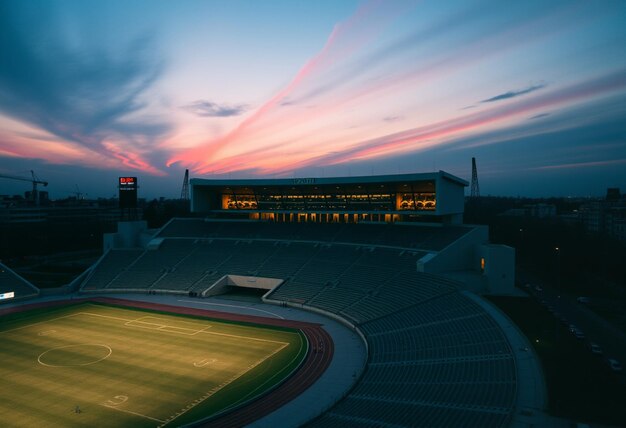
[98,171,514,295]
[190,171,466,224]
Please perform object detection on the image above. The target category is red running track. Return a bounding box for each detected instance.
[0,297,335,427]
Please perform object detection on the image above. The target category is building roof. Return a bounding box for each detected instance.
[190,170,468,190]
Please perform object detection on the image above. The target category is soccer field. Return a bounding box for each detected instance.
[0,303,307,427]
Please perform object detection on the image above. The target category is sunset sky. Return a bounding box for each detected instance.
[1,0,625,199]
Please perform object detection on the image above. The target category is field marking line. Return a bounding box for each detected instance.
[193,358,218,367]
[158,325,204,336]
[159,325,213,336]
[38,344,112,367]
[130,315,212,328]
[196,326,212,334]
[0,313,80,335]
[103,395,128,406]
[101,403,166,423]
[125,318,164,327]
[116,314,288,343]
[78,312,134,322]
[125,315,212,336]
[177,299,285,319]
[161,341,289,427]
[199,329,288,345]
[81,311,284,343]
[226,330,306,409]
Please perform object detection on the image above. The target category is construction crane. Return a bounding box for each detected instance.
[71,184,86,200]
[0,170,48,205]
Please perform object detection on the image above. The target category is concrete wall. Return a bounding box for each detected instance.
[191,185,214,213]
[103,221,149,251]
[419,226,488,273]
[419,226,516,295]
[436,175,466,216]
[478,244,516,294]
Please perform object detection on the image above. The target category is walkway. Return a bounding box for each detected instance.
[462,291,555,428]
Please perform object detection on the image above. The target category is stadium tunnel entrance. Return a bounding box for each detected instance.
[202,274,283,300]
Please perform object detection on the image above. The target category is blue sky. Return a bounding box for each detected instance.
[0,0,624,199]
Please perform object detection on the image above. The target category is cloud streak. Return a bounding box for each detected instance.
[0,2,170,174]
[529,158,626,171]
[259,69,626,172]
[220,68,624,177]
[167,0,586,176]
[166,0,403,170]
[181,100,249,117]
[480,84,546,103]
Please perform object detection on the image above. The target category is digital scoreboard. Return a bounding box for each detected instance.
[0,291,15,300]
[119,176,138,209]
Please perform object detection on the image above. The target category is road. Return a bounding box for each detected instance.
[517,268,626,377]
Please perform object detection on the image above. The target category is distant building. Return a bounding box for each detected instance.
[0,203,139,226]
[578,188,626,241]
[606,187,621,202]
[606,207,626,241]
[501,203,557,218]
[579,200,604,232]
[529,203,557,218]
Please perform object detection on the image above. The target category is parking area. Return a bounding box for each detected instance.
[517,270,626,377]
[488,294,626,426]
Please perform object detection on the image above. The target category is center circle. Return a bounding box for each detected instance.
[38,344,112,367]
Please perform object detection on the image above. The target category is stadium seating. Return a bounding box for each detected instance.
[308,294,516,428]
[157,219,470,251]
[79,220,517,427]
[81,249,143,290]
[106,241,190,290]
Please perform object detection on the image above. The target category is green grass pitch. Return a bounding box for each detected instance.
[0,303,307,427]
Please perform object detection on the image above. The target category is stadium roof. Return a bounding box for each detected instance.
[190,170,468,190]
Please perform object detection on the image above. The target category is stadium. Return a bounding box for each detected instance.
[0,171,544,427]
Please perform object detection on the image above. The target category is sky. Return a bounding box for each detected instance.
[0,0,625,199]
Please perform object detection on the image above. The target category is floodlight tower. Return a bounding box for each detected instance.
[470,157,480,198]
[180,169,190,201]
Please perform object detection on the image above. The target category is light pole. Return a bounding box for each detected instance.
[554,245,561,414]
[554,246,561,340]
[555,247,561,295]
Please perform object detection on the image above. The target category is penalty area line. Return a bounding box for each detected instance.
[79,312,134,322]
[101,404,166,423]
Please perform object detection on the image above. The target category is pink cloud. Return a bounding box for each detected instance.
[166,0,401,171]
[257,68,626,173]
[165,1,586,176]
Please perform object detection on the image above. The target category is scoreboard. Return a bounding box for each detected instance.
[119,176,138,209]
[0,291,14,300]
